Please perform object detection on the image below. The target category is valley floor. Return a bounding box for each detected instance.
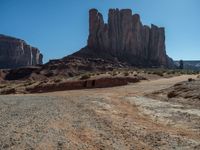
[0,75,199,150]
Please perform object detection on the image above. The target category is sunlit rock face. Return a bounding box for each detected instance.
[0,34,43,69]
[73,9,174,68]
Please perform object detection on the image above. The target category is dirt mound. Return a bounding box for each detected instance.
[12,77,144,94]
[148,77,200,108]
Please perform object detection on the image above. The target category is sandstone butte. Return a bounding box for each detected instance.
[0,8,174,69]
[72,8,175,68]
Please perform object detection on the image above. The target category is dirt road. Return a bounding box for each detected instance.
[0,75,199,149]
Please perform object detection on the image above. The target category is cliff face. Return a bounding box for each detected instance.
[0,34,43,69]
[73,9,174,68]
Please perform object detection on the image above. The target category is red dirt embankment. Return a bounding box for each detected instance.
[26,77,144,93]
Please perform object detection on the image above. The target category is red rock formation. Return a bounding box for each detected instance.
[25,77,142,93]
[73,9,174,68]
[0,34,43,69]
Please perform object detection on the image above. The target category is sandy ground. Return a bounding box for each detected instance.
[0,75,199,150]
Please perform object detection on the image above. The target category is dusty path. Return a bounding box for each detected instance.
[0,75,199,150]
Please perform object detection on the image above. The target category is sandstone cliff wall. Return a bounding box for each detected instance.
[0,35,43,69]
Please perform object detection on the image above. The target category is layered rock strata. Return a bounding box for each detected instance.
[0,34,43,69]
[73,9,174,68]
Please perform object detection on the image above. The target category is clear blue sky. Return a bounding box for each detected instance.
[0,0,199,62]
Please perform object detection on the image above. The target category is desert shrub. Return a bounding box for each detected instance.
[188,78,195,82]
[24,82,33,86]
[89,73,94,77]
[0,85,6,88]
[112,71,118,76]
[153,71,163,76]
[187,71,193,75]
[68,72,74,77]
[1,88,16,94]
[174,83,182,86]
[166,70,175,74]
[45,72,54,77]
[80,74,91,80]
[171,70,176,74]
[181,70,199,75]
[124,72,129,76]
[147,71,152,74]
[54,79,62,83]
[167,91,177,98]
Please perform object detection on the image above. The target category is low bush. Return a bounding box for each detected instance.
[80,74,91,80]
[167,91,177,98]
[188,78,195,82]
[153,71,163,76]
[112,71,118,76]
[124,72,129,76]
[54,79,62,83]
[68,72,74,77]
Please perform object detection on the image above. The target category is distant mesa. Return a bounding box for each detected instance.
[71,8,174,68]
[175,60,200,71]
[0,34,43,69]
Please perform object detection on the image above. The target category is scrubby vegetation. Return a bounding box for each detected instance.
[188,78,195,82]
[167,91,177,98]
[141,68,199,76]
[111,71,118,76]
[80,74,91,80]
[124,72,129,76]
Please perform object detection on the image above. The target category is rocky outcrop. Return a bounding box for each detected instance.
[1,56,128,81]
[73,9,174,68]
[0,34,43,69]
